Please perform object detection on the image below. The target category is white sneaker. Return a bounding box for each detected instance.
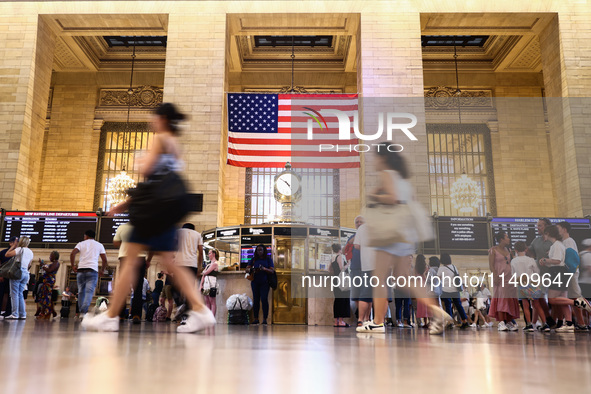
[82,312,120,332]
[177,308,216,333]
[428,307,454,335]
[575,298,591,313]
[356,321,385,333]
[470,323,477,328]
[555,324,575,333]
[498,321,508,331]
[487,322,494,327]
[507,322,518,331]
[480,324,488,328]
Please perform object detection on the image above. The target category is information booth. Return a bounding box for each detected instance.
[203,224,353,325]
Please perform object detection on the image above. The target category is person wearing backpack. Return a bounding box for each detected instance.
[557,221,587,330]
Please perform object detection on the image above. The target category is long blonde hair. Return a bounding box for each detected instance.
[17,236,30,248]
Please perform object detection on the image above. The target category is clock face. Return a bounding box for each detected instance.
[276,173,300,196]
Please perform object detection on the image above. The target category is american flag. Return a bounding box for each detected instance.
[227,93,360,168]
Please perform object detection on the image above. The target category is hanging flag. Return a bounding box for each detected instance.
[227,93,359,168]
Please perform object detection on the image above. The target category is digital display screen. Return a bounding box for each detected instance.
[98,214,129,244]
[491,218,591,248]
[3,212,97,244]
[437,217,489,254]
[240,246,272,265]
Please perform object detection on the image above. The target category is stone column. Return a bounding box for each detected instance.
[0,15,56,209]
[163,12,226,230]
[358,12,429,208]
[540,13,591,216]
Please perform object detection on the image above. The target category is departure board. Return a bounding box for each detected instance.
[437,217,489,254]
[3,212,97,244]
[98,214,130,244]
[491,218,591,248]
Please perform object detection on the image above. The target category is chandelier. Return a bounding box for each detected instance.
[449,44,481,213]
[107,40,137,206]
[108,170,136,205]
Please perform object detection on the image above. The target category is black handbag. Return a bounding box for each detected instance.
[268,271,278,290]
[127,171,191,237]
[0,249,23,280]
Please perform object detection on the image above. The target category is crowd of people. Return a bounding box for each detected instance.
[333,216,591,334]
[1,104,591,339]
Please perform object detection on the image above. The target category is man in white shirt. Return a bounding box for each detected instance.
[175,223,203,278]
[173,223,203,316]
[70,230,108,317]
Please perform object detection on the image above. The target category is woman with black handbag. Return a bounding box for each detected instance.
[200,249,220,316]
[246,244,275,325]
[4,236,33,320]
[82,103,215,333]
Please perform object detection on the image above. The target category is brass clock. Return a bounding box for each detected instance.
[274,162,302,204]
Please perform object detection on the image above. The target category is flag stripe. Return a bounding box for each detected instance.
[227,93,360,168]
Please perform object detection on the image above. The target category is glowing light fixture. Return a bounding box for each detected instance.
[449,44,481,213]
[107,41,137,206]
[107,170,136,205]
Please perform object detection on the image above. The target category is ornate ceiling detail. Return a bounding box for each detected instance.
[235,35,352,71]
[506,37,541,71]
[245,87,343,94]
[53,39,86,71]
[99,85,163,107]
[424,86,493,108]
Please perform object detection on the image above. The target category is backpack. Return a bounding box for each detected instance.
[343,237,354,262]
[154,306,168,322]
[565,248,581,273]
[146,303,158,322]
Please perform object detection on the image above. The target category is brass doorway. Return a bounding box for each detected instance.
[272,237,307,324]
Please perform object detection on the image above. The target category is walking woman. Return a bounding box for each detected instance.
[5,236,33,320]
[488,231,520,331]
[246,244,275,325]
[331,244,351,327]
[356,145,451,335]
[83,103,215,332]
[200,249,220,317]
[36,251,60,320]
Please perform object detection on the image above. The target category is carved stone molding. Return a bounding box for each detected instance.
[99,85,163,108]
[424,86,493,109]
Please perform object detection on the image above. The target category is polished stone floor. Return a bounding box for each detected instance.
[1,319,590,394]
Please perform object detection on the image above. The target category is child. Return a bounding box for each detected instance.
[510,241,550,332]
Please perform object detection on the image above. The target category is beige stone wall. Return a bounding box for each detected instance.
[37,84,100,210]
[164,12,226,230]
[492,87,556,217]
[0,15,55,210]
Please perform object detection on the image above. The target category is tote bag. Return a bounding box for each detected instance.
[0,249,23,280]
